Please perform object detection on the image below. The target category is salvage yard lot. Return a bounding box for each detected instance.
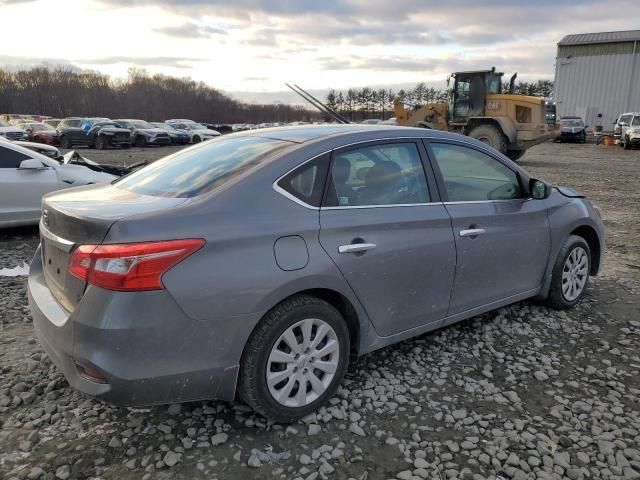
[1,142,639,480]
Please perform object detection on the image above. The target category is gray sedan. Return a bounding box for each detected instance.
[28,125,605,422]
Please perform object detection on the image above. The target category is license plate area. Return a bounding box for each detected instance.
[42,240,74,311]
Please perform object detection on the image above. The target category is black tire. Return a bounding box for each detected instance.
[135,136,146,148]
[468,124,508,154]
[95,136,108,150]
[121,143,131,149]
[546,235,591,310]
[506,149,526,161]
[237,295,350,423]
[60,136,73,149]
[624,135,632,150]
[192,135,201,143]
[579,132,586,144]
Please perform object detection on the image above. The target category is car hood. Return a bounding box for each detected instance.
[194,128,220,135]
[138,128,168,135]
[56,164,116,186]
[0,126,25,133]
[561,126,584,133]
[555,186,584,198]
[34,130,58,136]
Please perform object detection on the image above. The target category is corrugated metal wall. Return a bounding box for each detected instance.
[554,41,639,129]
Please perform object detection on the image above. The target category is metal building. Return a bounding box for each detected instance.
[554,30,640,129]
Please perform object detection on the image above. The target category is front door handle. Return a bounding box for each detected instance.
[459,228,486,237]
[338,243,377,254]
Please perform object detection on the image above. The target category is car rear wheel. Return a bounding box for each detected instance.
[135,136,146,148]
[238,295,350,423]
[192,135,201,143]
[547,235,591,309]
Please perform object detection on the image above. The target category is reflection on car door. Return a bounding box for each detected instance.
[427,141,551,315]
[0,146,61,224]
[319,141,456,337]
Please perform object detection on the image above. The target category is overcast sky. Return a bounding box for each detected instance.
[1,0,639,104]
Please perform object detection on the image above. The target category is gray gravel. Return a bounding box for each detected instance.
[1,142,639,480]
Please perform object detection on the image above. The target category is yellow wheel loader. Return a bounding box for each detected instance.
[393,68,558,160]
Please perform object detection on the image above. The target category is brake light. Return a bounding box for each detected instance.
[69,239,204,291]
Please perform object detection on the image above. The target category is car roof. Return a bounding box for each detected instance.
[231,124,459,144]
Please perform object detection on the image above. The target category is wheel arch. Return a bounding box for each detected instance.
[570,225,601,275]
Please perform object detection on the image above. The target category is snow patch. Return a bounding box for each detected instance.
[0,262,30,277]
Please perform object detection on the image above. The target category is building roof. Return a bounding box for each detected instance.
[559,30,640,46]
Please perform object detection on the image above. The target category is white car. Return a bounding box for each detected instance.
[0,139,115,227]
[164,119,220,143]
[616,112,640,150]
[0,118,27,141]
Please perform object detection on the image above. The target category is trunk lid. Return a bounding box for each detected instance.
[40,183,187,311]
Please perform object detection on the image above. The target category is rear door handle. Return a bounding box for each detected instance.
[338,243,377,254]
[459,228,486,237]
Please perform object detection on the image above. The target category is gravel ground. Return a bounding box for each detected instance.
[1,141,639,480]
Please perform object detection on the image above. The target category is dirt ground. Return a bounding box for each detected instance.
[0,141,639,480]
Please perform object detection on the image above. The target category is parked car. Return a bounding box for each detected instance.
[0,118,27,141]
[115,119,171,147]
[556,117,586,143]
[615,112,640,150]
[28,125,605,421]
[59,118,131,149]
[16,121,60,145]
[44,118,62,129]
[165,119,221,143]
[150,122,190,145]
[0,138,115,227]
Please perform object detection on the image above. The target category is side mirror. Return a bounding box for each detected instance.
[530,179,550,199]
[19,158,47,170]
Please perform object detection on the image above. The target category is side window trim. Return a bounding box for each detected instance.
[423,139,526,204]
[320,139,436,209]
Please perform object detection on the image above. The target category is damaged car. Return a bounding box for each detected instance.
[151,122,190,145]
[17,121,60,145]
[556,117,586,143]
[0,118,28,141]
[0,140,115,227]
[115,119,171,147]
[58,118,131,149]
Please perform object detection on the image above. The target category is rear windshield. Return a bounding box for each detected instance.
[115,136,291,198]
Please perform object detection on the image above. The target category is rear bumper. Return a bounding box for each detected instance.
[28,247,245,406]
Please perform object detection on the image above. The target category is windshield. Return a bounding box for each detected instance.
[29,123,54,131]
[160,123,177,131]
[633,117,640,127]
[184,121,205,129]
[115,136,292,198]
[131,120,154,129]
[0,119,10,127]
[560,119,583,127]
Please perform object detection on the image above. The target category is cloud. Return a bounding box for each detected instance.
[154,22,227,38]
[75,56,207,69]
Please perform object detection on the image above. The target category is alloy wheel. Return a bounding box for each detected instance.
[266,318,339,407]
[561,246,588,301]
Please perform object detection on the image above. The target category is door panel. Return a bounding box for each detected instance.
[445,200,550,315]
[426,141,551,315]
[0,166,61,223]
[319,206,456,337]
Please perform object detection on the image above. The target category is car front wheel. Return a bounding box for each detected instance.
[547,235,591,309]
[238,295,350,423]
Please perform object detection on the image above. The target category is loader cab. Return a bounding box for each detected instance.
[451,69,504,123]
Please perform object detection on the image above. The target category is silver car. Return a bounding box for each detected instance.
[0,139,115,227]
[28,125,605,422]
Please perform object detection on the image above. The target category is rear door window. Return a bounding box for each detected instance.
[116,136,292,198]
[324,143,429,207]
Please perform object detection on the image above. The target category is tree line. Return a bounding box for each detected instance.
[0,66,317,124]
[325,79,554,122]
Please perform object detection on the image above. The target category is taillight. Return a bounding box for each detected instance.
[69,239,204,291]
